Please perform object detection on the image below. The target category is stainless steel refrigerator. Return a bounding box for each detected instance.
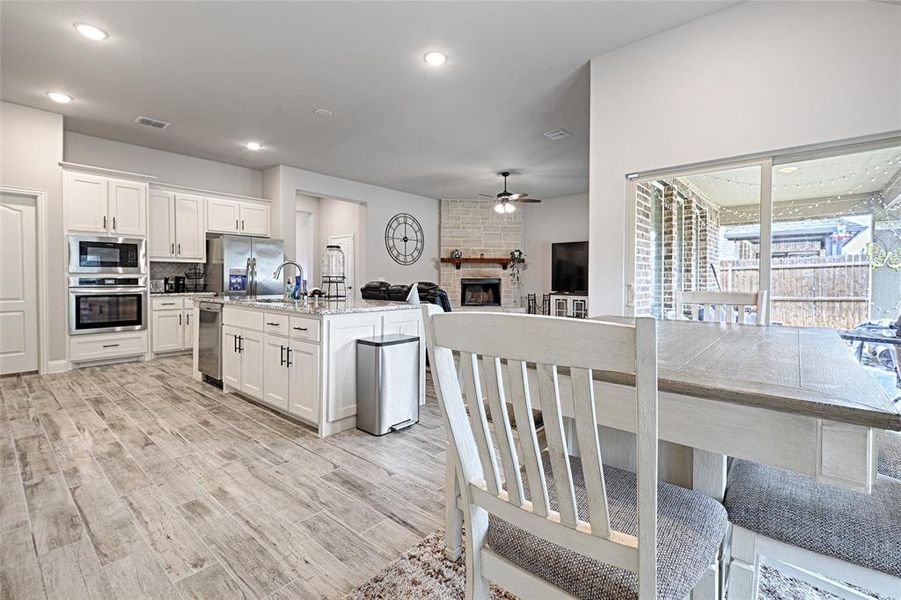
[206,236,285,296]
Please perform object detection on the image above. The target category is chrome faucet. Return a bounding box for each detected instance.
[273,261,306,297]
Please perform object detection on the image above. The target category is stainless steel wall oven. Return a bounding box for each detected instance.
[68,276,147,335]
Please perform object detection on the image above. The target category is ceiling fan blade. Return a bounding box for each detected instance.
[508,192,528,200]
[515,198,542,203]
[478,193,496,198]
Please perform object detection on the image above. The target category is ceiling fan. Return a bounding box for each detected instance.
[479,172,542,213]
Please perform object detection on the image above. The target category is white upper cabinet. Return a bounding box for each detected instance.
[206,198,241,233]
[66,172,108,233]
[149,190,206,261]
[108,179,146,235]
[206,197,270,237]
[65,171,147,236]
[149,190,175,259]
[240,202,270,236]
[173,193,205,260]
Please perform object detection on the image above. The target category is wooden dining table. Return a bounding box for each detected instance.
[441,318,901,600]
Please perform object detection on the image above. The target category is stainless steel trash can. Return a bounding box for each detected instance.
[356,334,420,435]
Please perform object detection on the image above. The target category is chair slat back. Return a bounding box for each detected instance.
[423,307,659,595]
[674,289,767,325]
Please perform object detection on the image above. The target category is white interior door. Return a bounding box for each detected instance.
[0,193,38,374]
[328,234,354,298]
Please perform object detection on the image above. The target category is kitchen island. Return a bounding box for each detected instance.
[192,296,424,437]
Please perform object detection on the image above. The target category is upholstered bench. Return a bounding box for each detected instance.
[724,459,901,598]
[489,452,729,600]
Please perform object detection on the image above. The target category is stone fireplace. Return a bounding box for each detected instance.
[440,199,523,310]
[461,277,501,307]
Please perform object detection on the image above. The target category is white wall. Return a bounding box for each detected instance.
[296,193,320,286]
[64,132,262,197]
[0,102,66,364]
[589,0,901,315]
[522,193,589,297]
[318,197,365,296]
[264,164,439,286]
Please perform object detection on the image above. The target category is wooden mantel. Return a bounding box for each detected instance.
[440,257,524,270]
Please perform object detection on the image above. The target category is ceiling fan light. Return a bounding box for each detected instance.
[505,203,516,213]
[494,203,506,214]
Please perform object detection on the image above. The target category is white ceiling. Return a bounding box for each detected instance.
[0,1,734,200]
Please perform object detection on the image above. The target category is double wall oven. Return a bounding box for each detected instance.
[68,236,148,335]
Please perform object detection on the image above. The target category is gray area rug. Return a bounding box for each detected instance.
[345,531,887,599]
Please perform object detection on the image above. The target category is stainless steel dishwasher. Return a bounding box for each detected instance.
[198,302,222,384]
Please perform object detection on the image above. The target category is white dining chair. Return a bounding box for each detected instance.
[672,290,768,325]
[724,458,901,600]
[422,307,729,599]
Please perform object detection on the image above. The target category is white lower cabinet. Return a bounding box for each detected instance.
[222,325,242,389]
[219,305,421,436]
[239,330,264,400]
[69,331,148,363]
[151,298,195,354]
[263,335,291,410]
[289,339,320,423]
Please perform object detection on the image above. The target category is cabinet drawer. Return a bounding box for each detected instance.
[263,313,289,337]
[289,316,320,342]
[70,332,147,362]
[223,306,263,331]
[151,297,184,310]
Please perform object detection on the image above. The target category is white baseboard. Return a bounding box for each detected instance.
[43,359,71,374]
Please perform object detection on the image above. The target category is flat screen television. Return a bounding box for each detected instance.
[551,241,589,294]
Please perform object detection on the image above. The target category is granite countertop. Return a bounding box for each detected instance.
[200,295,419,316]
[151,292,217,297]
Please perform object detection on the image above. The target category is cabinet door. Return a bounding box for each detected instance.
[289,340,320,424]
[222,326,242,389]
[325,314,378,422]
[66,172,108,233]
[152,310,183,353]
[174,193,205,260]
[240,330,264,401]
[240,202,270,236]
[206,198,240,233]
[183,309,194,350]
[109,179,146,235]
[148,190,174,259]
[263,336,290,411]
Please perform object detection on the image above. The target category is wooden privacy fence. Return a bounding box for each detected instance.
[719,254,870,329]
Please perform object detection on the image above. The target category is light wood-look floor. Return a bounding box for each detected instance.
[1,355,447,599]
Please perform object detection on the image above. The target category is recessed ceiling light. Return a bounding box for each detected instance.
[779,166,800,174]
[74,23,108,41]
[245,142,262,151]
[423,51,447,67]
[46,91,73,104]
[543,128,571,141]
[313,108,333,118]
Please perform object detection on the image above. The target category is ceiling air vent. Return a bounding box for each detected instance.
[543,128,571,141]
[135,116,170,129]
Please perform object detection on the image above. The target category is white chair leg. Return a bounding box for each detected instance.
[463,503,489,600]
[728,526,760,600]
[445,453,464,560]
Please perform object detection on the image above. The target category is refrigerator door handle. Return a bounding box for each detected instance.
[251,257,257,295]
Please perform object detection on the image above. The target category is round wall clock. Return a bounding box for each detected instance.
[385,213,424,265]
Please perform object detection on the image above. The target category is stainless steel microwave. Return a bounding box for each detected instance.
[68,235,146,274]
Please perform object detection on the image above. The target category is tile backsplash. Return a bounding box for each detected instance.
[149,261,204,279]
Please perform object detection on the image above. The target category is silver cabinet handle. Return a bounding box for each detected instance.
[292,326,308,331]
[241,219,245,231]
[286,347,293,367]
[177,243,181,255]
[186,314,190,325]
[161,302,176,306]
[103,215,107,229]
[235,219,239,231]
[112,216,117,230]
[102,343,119,348]
[280,345,285,366]
[266,321,280,326]
[170,243,175,255]
[179,314,182,325]
[234,335,239,353]
[238,335,244,353]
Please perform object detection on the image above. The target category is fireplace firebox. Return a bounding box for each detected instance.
[461,277,501,307]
